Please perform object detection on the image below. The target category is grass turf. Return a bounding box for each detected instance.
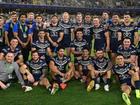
[0,80,139,105]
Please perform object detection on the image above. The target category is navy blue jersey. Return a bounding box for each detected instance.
[113,63,133,83]
[72,22,83,30]
[70,39,88,57]
[83,22,93,45]
[46,24,63,42]
[101,19,112,27]
[92,57,110,72]
[32,40,50,59]
[109,23,120,52]
[78,57,92,75]
[59,20,72,37]
[2,46,22,59]
[32,23,44,42]
[26,59,47,81]
[59,20,72,47]
[117,45,136,59]
[119,23,138,44]
[52,55,71,73]
[92,25,107,50]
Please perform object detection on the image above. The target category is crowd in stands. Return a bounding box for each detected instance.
[0,0,140,8]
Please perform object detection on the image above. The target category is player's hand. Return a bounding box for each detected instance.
[94,70,99,76]
[21,43,26,48]
[59,72,65,77]
[52,42,58,47]
[106,47,110,52]
[64,72,71,79]
[99,70,107,75]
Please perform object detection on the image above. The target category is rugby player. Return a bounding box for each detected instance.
[92,16,110,52]
[108,13,120,64]
[59,12,73,55]
[4,11,18,46]
[70,28,88,79]
[117,37,137,65]
[92,49,112,91]
[78,47,96,92]
[118,13,139,46]
[49,47,74,92]
[31,29,52,64]
[46,15,64,53]
[113,54,140,105]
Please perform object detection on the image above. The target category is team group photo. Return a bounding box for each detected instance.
[0,0,140,105]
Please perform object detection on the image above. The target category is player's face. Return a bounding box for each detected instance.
[82,49,89,57]
[32,52,39,61]
[20,15,26,23]
[38,31,45,38]
[5,53,14,63]
[93,18,100,27]
[62,12,70,21]
[76,14,82,22]
[11,14,17,22]
[76,31,83,40]
[51,16,58,24]
[58,49,64,57]
[112,15,119,23]
[116,55,124,65]
[85,15,91,23]
[123,39,131,48]
[36,16,43,23]
[102,12,109,19]
[28,14,34,21]
[124,15,131,23]
[96,50,104,59]
[10,39,18,48]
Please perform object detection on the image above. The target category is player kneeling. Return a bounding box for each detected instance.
[49,47,74,94]
[113,54,140,105]
[20,51,52,93]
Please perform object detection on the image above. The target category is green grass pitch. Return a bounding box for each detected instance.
[0,80,139,105]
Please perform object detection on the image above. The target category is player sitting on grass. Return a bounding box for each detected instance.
[19,51,52,93]
[0,52,32,92]
[70,28,88,80]
[49,46,74,94]
[113,54,140,105]
[92,49,112,92]
[77,47,96,92]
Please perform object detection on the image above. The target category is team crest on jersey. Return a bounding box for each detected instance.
[114,64,131,75]
[93,28,104,33]
[30,63,42,70]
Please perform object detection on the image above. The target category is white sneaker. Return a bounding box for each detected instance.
[95,84,100,90]
[6,83,11,88]
[24,86,33,92]
[104,85,109,92]
[80,79,85,83]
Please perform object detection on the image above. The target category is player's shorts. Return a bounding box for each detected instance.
[61,35,71,48]
[94,43,106,51]
[120,78,132,87]
[32,73,42,81]
[82,69,89,76]
[110,39,119,53]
